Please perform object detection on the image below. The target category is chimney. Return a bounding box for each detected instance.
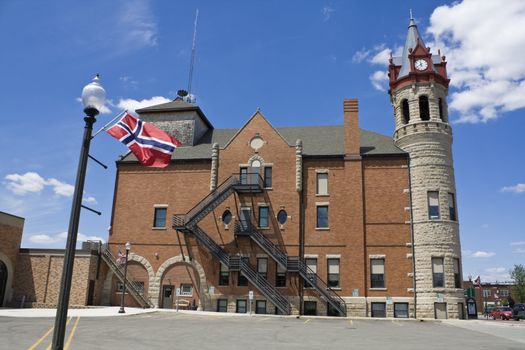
[344,98,360,158]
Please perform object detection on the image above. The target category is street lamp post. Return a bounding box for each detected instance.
[119,241,131,313]
[51,75,106,350]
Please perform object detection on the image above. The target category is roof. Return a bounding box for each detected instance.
[396,18,436,78]
[119,125,405,163]
[135,99,214,129]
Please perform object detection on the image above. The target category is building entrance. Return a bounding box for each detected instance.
[434,303,448,319]
[162,285,174,308]
[0,260,7,306]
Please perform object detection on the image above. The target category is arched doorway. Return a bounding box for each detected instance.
[110,261,150,307]
[0,260,7,307]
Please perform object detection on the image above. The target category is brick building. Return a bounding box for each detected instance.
[105,18,463,319]
[463,280,517,314]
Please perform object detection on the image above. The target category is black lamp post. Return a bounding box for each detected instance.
[51,75,106,350]
[119,241,131,313]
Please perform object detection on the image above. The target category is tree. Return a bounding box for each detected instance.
[510,264,525,303]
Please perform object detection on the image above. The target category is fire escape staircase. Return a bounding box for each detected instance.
[100,246,153,308]
[173,175,291,315]
[236,223,347,317]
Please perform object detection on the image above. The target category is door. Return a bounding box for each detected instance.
[162,285,174,309]
[87,280,95,305]
[0,261,7,307]
[249,160,261,184]
[458,303,465,319]
[434,302,447,319]
[239,207,251,232]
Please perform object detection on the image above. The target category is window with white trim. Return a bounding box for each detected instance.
[432,258,444,288]
[316,172,328,195]
[153,207,167,228]
[180,283,192,296]
[327,258,340,288]
[371,259,385,288]
[428,191,440,219]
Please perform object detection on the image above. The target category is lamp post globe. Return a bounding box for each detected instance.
[81,74,106,117]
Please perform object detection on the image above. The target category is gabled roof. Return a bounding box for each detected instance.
[136,99,214,129]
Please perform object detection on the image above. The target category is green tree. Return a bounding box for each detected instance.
[510,264,525,303]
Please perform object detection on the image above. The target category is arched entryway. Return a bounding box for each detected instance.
[0,260,7,307]
[110,260,151,307]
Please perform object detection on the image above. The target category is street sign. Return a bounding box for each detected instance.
[248,291,254,300]
[436,293,444,303]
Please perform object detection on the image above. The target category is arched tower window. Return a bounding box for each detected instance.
[401,99,410,124]
[419,96,430,121]
[438,98,444,121]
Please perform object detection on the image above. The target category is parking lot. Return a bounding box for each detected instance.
[1,311,525,350]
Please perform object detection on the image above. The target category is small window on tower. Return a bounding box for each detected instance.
[428,191,440,219]
[419,96,430,121]
[438,98,445,121]
[402,99,410,124]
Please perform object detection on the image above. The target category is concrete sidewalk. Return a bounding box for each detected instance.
[0,306,157,318]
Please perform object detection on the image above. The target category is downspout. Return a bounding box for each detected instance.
[361,160,368,317]
[296,139,304,316]
[408,155,417,319]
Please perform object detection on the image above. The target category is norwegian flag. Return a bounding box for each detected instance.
[107,113,181,168]
[474,275,481,288]
[116,249,126,265]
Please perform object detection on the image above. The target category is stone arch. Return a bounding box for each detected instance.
[419,95,430,121]
[0,252,14,307]
[401,99,410,124]
[153,255,208,310]
[248,154,265,166]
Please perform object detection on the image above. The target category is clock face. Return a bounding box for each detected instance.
[415,59,428,71]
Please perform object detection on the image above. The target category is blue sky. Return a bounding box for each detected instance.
[0,0,523,282]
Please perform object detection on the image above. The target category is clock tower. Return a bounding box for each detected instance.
[388,17,464,319]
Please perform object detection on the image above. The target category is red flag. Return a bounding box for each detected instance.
[474,275,481,288]
[107,113,181,168]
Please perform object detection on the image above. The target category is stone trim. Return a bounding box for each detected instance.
[295,139,302,192]
[369,254,386,259]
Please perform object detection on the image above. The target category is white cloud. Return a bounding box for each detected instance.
[46,178,74,197]
[369,70,388,91]
[427,0,525,123]
[510,241,525,246]
[117,0,158,48]
[482,267,510,282]
[28,231,105,246]
[463,250,496,258]
[322,6,334,22]
[75,97,112,115]
[5,172,47,195]
[511,241,525,254]
[117,96,171,114]
[352,48,371,63]
[83,196,97,204]
[501,183,525,194]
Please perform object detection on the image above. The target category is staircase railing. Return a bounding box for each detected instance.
[100,247,153,308]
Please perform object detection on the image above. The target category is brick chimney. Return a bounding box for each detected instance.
[344,98,360,158]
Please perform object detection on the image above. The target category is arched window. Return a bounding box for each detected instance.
[438,98,444,121]
[419,95,430,121]
[401,99,410,124]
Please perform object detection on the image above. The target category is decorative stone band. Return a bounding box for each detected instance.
[295,139,303,192]
[210,143,219,191]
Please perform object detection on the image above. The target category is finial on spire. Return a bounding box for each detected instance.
[409,9,413,20]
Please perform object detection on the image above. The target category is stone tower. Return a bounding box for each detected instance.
[388,18,464,319]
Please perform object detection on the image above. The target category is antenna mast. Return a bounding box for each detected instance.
[187,9,199,99]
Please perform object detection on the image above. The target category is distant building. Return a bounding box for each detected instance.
[463,280,517,314]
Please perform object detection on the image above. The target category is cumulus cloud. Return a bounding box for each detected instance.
[463,250,496,258]
[28,231,105,246]
[351,44,402,91]
[116,96,171,114]
[322,6,334,22]
[501,183,525,194]
[369,71,388,91]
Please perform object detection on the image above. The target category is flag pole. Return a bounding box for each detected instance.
[91,110,127,139]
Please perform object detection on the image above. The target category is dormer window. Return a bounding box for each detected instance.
[419,96,430,121]
[401,99,410,124]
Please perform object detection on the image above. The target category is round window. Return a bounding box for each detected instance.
[222,210,232,225]
[250,136,264,151]
[277,210,287,225]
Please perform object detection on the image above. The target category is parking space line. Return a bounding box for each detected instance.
[348,319,353,326]
[391,320,403,327]
[257,317,271,322]
[27,317,72,350]
[64,317,81,350]
[304,319,311,324]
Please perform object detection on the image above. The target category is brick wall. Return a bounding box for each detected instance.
[0,212,24,306]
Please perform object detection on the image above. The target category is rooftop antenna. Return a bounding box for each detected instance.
[187,9,199,103]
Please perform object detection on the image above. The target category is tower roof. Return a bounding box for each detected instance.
[397,17,433,78]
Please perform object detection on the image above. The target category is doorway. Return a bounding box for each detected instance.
[162,285,174,309]
[0,261,7,306]
[434,302,448,319]
[239,207,251,233]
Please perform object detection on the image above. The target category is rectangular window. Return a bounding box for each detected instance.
[448,193,457,221]
[153,207,167,228]
[255,300,267,314]
[371,259,385,288]
[257,258,268,279]
[240,167,248,184]
[500,290,509,297]
[180,283,192,296]
[482,290,491,297]
[237,272,248,287]
[264,167,272,188]
[219,263,229,286]
[133,281,145,294]
[276,264,286,287]
[371,302,386,318]
[236,299,247,313]
[316,205,329,228]
[116,282,124,293]
[304,301,317,316]
[453,258,461,288]
[432,258,444,288]
[428,191,440,219]
[304,258,317,288]
[327,258,340,288]
[217,299,228,312]
[394,303,409,318]
[316,173,328,195]
[258,207,269,228]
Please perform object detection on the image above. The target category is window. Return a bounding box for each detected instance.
[276,264,286,287]
[258,207,269,228]
[134,281,145,294]
[428,191,440,219]
[419,95,430,121]
[394,303,409,318]
[500,290,509,297]
[453,258,461,288]
[264,167,272,188]
[371,302,386,317]
[327,303,340,316]
[217,299,228,312]
[432,258,444,288]
[116,282,124,293]
[371,259,385,288]
[316,205,329,228]
[304,301,317,316]
[402,99,410,124]
[448,193,457,221]
[153,207,167,228]
[277,210,287,225]
[219,263,229,286]
[304,258,317,288]
[483,290,491,297]
[327,258,340,288]
[438,98,444,121]
[316,173,328,195]
[255,300,267,314]
[222,210,232,225]
[180,283,192,296]
[236,299,247,313]
[257,258,268,279]
[237,272,248,287]
[240,167,248,184]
